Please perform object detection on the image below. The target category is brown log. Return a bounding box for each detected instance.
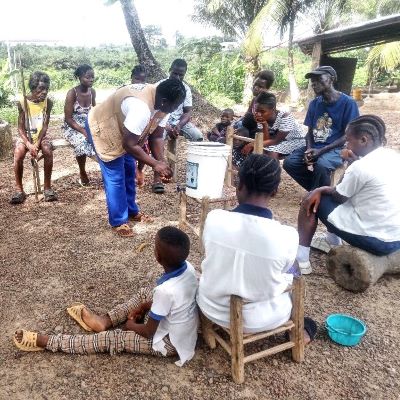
[326,246,400,292]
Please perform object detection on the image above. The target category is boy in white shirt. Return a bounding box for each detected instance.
[296,115,400,274]
[14,227,199,367]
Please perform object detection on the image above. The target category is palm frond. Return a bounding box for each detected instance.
[367,41,400,71]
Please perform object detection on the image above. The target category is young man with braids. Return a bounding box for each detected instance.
[197,154,317,341]
[85,78,186,237]
[283,66,359,190]
[295,115,400,274]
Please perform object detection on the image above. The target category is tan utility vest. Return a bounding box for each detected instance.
[88,84,166,162]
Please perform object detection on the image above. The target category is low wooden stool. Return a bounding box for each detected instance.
[178,191,236,245]
[201,276,305,384]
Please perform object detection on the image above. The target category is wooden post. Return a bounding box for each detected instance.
[225,125,234,186]
[199,196,210,247]
[230,295,245,384]
[167,137,178,182]
[306,41,322,107]
[200,312,216,349]
[33,160,42,194]
[254,131,264,154]
[179,191,187,230]
[290,277,305,362]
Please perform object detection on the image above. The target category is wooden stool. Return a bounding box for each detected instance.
[200,276,305,384]
[178,191,236,246]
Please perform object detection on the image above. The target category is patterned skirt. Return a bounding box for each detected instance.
[62,113,95,157]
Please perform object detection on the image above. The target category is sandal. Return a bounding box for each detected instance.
[10,191,26,205]
[13,329,44,352]
[129,212,154,223]
[112,223,134,238]
[66,303,93,332]
[151,182,165,194]
[44,189,58,202]
[78,179,91,187]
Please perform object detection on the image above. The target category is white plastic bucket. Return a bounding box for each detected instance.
[186,142,231,199]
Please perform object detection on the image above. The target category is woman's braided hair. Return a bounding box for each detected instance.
[347,115,387,146]
[239,154,281,195]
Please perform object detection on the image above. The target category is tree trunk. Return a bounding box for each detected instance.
[119,0,165,82]
[288,19,300,104]
[119,0,219,122]
[242,55,259,105]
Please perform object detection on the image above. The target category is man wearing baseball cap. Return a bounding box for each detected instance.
[283,65,359,191]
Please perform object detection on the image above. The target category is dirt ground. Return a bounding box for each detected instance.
[0,103,399,400]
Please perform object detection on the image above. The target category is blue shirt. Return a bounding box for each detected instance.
[232,203,273,219]
[305,93,359,149]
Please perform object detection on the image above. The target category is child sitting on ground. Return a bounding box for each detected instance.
[10,71,56,204]
[14,226,199,366]
[207,108,234,143]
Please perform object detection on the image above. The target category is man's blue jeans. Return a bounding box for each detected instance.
[283,146,343,191]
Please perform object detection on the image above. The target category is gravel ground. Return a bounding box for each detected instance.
[0,104,399,400]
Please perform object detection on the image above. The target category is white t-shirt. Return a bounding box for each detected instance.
[328,147,400,241]
[197,209,298,333]
[150,261,199,366]
[121,97,168,135]
[157,79,192,125]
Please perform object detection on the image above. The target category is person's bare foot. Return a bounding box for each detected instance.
[81,307,112,333]
[14,330,49,348]
[79,172,90,186]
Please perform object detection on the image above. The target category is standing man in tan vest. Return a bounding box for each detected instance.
[86,78,186,237]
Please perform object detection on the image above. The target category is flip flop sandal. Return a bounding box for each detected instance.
[78,179,91,187]
[112,223,134,238]
[151,182,165,194]
[10,191,26,205]
[44,189,58,202]
[13,330,44,352]
[66,303,93,332]
[129,212,154,223]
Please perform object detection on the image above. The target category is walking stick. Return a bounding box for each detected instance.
[18,55,41,200]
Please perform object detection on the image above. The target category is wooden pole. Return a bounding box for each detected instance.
[225,125,234,186]
[167,137,177,182]
[306,41,322,108]
[199,196,210,249]
[254,132,264,154]
[178,191,187,230]
[230,295,245,384]
[290,277,305,362]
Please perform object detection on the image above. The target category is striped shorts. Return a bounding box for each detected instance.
[46,287,176,357]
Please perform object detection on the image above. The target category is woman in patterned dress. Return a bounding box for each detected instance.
[62,64,96,185]
[238,92,306,163]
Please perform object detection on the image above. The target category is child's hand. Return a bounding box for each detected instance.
[123,319,137,331]
[241,143,254,155]
[127,308,144,322]
[341,149,359,163]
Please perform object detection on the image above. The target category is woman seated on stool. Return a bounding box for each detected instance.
[295,115,400,275]
[197,154,316,341]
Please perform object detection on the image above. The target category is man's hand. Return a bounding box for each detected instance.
[153,161,173,178]
[302,189,322,216]
[123,319,137,331]
[166,124,179,139]
[241,143,254,155]
[304,148,322,164]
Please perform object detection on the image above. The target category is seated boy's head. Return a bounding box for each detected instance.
[252,70,275,97]
[29,71,50,102]
[155,226,190,270]
[131,64,147,84]
[220,108,234,125]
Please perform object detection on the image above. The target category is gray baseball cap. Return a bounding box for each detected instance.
[305,66,337,81]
